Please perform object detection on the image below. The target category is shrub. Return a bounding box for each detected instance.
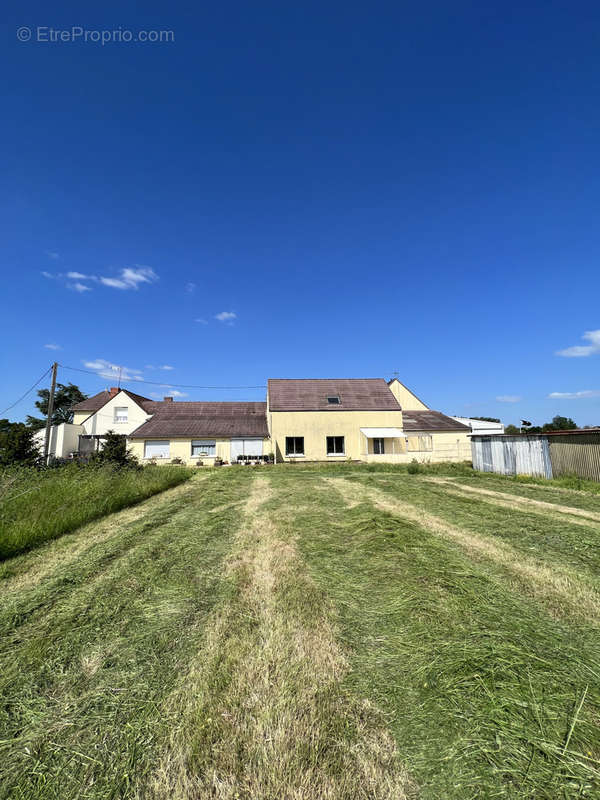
[171,457,184,465]
[90,430,139,469]
[407,459,421,474]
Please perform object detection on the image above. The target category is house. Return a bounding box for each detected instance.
[40,377,471,464]
[451,416,505,436]
[267,378,470,463]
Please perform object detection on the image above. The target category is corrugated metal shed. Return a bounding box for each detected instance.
[471,435,553,479]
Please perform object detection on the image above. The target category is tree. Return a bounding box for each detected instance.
[90,430,139,468]
[504,424,520,435]
[26,383,88,430]
[0,419,40,466]
[471,416,501,423]
[542,415,577,432]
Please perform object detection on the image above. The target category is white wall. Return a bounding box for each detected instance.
[452,417,505,436]
[81,391,151,436]
[33,423,85,459]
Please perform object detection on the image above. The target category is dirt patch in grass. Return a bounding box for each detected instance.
[148,476,414,800]
[427,477,600,524]
[329,478,600,625]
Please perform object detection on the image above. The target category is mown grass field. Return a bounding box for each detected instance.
[2,464,600,799]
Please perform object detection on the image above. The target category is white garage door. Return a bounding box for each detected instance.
[230,438,263,460]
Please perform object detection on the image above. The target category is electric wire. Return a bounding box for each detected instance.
[0,366,53,417]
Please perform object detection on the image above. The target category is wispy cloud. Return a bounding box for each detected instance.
[185,282,196,293]
[150,389,188,398]
[556,330,600,357]
[45,251,60,260]
[69,282,92,293]
[145,364,175,371]
[548,390,600,399]
[215,311,236,323]
[195,318,209,325]
[44,343,61,350]
[100,266,158,290]
[83,359,144,382]
[496,395,522,403]
[41,266,158,293]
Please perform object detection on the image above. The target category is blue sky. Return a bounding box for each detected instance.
[2,0,600,425]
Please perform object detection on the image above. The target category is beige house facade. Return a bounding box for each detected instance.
[42,376,470,465]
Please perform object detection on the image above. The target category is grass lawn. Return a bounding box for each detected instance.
[2,465,600,798]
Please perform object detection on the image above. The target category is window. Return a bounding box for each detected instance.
[327,395,341,405]
[191,440,216,457]
[144,440,170,459]
[406,435,433,452]
[114,406,128,423]
[373,437,385,454]
[326,436,345,455]
[285,436,304,456]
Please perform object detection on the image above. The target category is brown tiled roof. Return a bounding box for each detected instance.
[403,410,470,432]
[129,401,268,438]
[71,389,152,412]
[268,379,401,411]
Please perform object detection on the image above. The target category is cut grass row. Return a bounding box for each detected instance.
[270,471,600,798]
[0,463,195,560]
[0,470,244,800]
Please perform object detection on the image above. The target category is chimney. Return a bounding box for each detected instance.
[163,396,173,402]
[109,387,119,397]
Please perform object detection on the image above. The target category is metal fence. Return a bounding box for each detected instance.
[471,430,600,482]
[547,432,600,481]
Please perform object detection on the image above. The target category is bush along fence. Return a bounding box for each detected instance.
[471,429,600,481]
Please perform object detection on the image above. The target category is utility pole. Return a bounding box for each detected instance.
[43,362,58,464]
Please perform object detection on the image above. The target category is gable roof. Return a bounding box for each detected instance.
[129,401,268,439]
[402,410,470,432]
[268,379,401,411]
[71,389,152,413]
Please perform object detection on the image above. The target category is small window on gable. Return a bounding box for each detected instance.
[114,406,128,423]
[327,395,341,405]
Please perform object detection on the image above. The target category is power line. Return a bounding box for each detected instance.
[58,363,266,390]
[0,366,53,417]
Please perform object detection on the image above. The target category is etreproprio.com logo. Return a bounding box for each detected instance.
[17,26,175,44]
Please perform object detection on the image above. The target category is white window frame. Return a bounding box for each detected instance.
[114,406,128,424]
[144,440,170,459]
[406,435,433,452]
[191,439,216,457]
[285,436,304,457]
[326,435,345,456]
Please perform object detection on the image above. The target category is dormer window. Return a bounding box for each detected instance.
[327,395,341,405]
[114,406,128,423]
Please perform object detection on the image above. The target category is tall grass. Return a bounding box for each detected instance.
[0,463,194,560]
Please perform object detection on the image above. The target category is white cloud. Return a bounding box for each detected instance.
[66,271,97,280]
[100,266,158,290]
[46,251,60,260]
[44,343,61,350]
[215,311,236,323]
[548,390,600,399]
[83,358,144,382]
[145,364,175,371]
[42,271,56,279]
[556,330,600,357]
[151,389,188,398]
[195,318,208,324]
[69,282,92,293]
[185,282,196,293]
[496,395,522,403]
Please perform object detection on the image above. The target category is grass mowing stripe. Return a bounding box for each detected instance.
[332,477,600,625]
[352,474,600,591]
[146,475,415,800]
[0,470,249,800]
[429,478,600,523]
[279,472,600,799]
